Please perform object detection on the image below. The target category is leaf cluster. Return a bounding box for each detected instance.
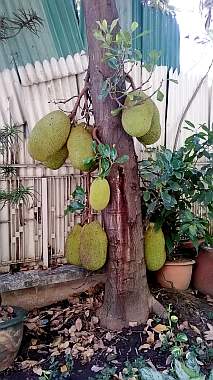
[65,186,86,215]
[83,141,128,178]
[139,122,213,254]
[0,123,34,207]
[94,19,161,111]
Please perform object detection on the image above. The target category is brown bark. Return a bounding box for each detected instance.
[83,0,160,330]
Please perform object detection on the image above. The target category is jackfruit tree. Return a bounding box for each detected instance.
[80,0,165,330]
[27,0,165,329]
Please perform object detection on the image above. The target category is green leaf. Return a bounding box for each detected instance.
[171,315,178,323]
[110,147,118,161]
[175,333,188,343]
[169,79,178,84]
[101,19,108,32]
[83,157,96,170]
[185,120,195,129]
[111,108,122,116]
[149,49,161,63]
[110,18,119,32]
[93,30,105,41]
[135,30,150,39]
[157,89,164,102]
[72,186,85,199]
[143,191,150,202]
[98,80,109,100]
[92,140,97,153]
[174,360,190,380]
[107,57,119,69]
[134,49,142,61]
[171,346,183,358]
[144,63,153,72]
[131,21,139,32]
[115,155,129,164]
[101,157,110,173]
[98,143,111,158]
[140,367,175,380]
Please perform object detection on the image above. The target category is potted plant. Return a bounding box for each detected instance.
[0,305,26,372]
[139,122,212,290]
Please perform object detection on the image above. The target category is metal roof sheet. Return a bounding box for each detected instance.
[0,0,85,71]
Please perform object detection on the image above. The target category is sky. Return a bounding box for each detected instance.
[170,0,212,75]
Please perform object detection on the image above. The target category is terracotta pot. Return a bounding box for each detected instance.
[192,246,213,296]
[156,260,195,290]
[0,306,26,372]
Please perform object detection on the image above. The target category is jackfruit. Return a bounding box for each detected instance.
[43,145,68,170]
[80,221,107,271]
[28,110,70,162]
[89,178,110,211]
[67,123,95,171]
[137,104,161,146]
[122,91,154,137]
[144,223,166,271]
[65,224,82,266]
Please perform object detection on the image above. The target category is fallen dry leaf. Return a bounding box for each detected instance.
[139,343,151,350]
[20,360,39,370]
[153,324,168,333]
[105,332,113,341]
[75,318,83,332]
[146,331,155,344]
[33,367,43,376]
[60,365,68,373]
[178,321,189,331]
[91,365,104,373]
[190,324,201,335]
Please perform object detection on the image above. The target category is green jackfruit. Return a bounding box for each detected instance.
[43,145,68,170]
[67,123,95,171]
[137,103,161,146]
[144,223,166,271]
[122,91,154,137]
[65,224,82,266]
[28,110,70,162]
[80,221,107,271]
[89,178,110,211]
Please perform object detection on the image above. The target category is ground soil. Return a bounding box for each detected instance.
[0,283,212,380]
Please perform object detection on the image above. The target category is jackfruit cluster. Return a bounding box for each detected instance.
[144,223,166,271]
[65,221,107,271]
[89,178,110,211]
[121,91,161,145]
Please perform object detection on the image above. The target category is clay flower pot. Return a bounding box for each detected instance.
[156,260,195,290]
[0,307,26,372]
[192,246,213,296]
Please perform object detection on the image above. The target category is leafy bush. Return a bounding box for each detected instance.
[139,122,213,255]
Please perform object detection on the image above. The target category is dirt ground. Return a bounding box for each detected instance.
[0,283,212,380]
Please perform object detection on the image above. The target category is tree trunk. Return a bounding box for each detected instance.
[83,0,160,330]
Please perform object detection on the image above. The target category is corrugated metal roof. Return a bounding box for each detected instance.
[0,0,85,71]
[133,3,180,70]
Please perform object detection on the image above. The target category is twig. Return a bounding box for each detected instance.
[92,127,102,144]
[68,71,90,121]
[173,58,213,151]
[125,73,136,90]
[48,95,79,105]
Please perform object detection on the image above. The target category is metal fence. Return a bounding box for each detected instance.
[0,54,212,272]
